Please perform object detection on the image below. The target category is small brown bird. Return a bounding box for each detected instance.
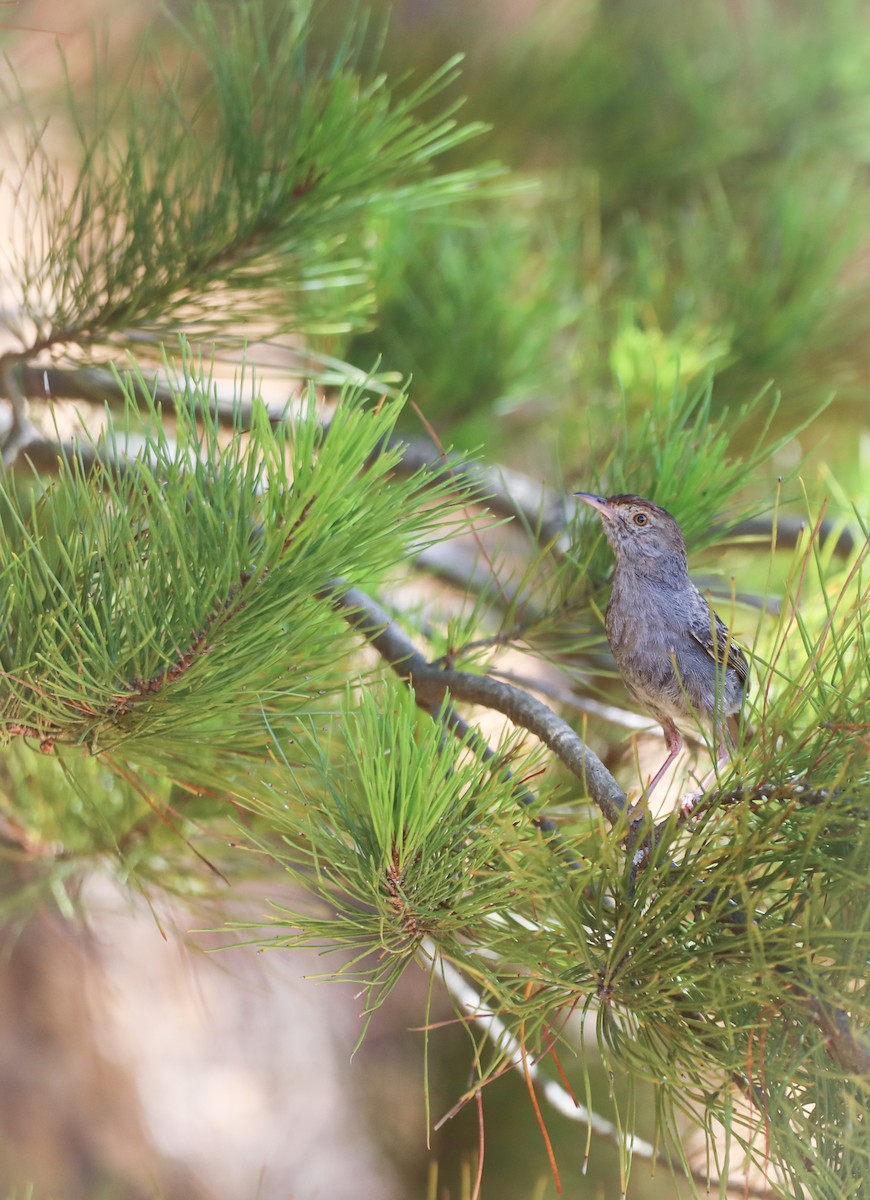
[576,492,749,800]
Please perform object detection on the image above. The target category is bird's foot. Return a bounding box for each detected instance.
[677,786,704,821]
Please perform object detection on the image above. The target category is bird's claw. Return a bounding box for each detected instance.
[678,787,704,820]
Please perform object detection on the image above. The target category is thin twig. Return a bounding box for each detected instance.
[423,941,781,1199]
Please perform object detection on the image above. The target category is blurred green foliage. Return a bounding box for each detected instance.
[339,0,870,469]
[346,202,583,448]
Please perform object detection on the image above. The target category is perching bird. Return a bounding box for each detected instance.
[575,492,749,800]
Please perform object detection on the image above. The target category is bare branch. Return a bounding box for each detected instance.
[0,353,35,465]
[325,583,629,825]
[4,363,856,558]
[13,362,292,427]
[5,368,571,565]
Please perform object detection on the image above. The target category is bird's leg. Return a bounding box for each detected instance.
[680,723,734,817]
[629,720,683,875]
[643,719,683,801]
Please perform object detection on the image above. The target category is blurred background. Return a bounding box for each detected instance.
[1,0,869,1196]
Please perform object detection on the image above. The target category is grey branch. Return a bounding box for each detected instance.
[14,363,292,427]
[325,583,628,825]
[3,361,857,558]
[0,354,36,466]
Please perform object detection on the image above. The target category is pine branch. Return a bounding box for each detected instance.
[0,370,484,768]
[686,786,870,1080]
[325,583,628,826]
[0,355,34,466]
[428,942,782,1200]
[13,362,289,426]
[2,0,498,368]
[1,353,865,1195]
[5,365,856,562]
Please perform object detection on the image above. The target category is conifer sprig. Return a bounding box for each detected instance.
[249,682,557,1008]
[1,0,495,367]
[0,354,479,787]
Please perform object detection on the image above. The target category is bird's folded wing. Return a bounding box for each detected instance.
[689,611,750,690]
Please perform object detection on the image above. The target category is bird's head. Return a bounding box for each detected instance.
[575,493,688,567]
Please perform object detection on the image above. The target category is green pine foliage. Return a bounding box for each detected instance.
[344,203,582,445]
[0,2,868,1198]
[0,358,477,779]
[0,748,213,906]
[242,507,869,1199]
[248,682,553,1009]
[3,0,495,367]
[342,0,870,439]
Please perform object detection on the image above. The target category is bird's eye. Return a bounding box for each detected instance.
[633,512,649,526]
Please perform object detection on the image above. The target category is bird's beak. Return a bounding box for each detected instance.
[574,492,613,519]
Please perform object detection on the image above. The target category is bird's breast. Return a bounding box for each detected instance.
[605,574,743,725]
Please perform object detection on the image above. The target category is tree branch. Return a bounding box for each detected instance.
[425,941,782,1200]
[4,363,858,559]
[325,583,628,826]
[14,363,292,427]
[0,354,36,466]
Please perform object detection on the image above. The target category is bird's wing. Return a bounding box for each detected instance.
[689,608,750,691]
